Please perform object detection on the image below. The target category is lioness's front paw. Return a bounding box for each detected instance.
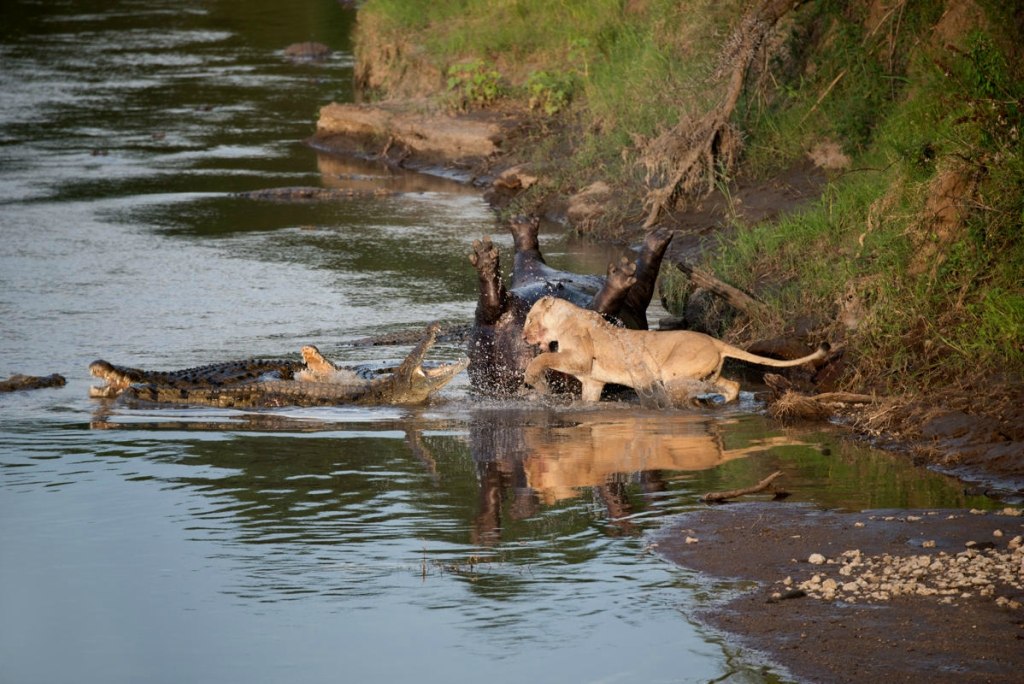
[522,371,549,394]
[517,385,548,401]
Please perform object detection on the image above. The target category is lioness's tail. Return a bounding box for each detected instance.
[718,342,830,368]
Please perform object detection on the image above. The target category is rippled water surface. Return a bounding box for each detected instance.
[0,2,997,683]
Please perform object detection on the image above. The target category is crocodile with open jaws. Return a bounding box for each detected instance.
[89,324,467,408]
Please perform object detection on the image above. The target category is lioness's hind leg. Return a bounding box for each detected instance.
[712,377,741,403]
[663,377,712,407]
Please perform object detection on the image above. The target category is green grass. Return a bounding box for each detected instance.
[711,19,1024,390]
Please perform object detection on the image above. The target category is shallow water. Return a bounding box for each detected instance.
[0,2,998,683]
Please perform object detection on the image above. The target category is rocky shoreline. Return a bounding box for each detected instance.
[655,503,1024,683]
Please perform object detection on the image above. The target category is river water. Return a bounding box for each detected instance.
[0,2,998,683]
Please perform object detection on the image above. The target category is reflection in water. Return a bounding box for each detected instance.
[468,408,805,542]
[88,400,995,561]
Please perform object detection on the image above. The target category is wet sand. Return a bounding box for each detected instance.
[655,503,1024,683]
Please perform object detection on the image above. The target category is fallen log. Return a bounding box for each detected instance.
[702,470,784,503]
[311,102,512,168]
[673,260,766,317]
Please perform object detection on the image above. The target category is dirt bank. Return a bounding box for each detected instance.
[655,503,1024,683]
[850,389,1024,501]
[309,101,523,183]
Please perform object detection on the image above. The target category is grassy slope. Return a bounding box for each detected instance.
[353,0,1023,397]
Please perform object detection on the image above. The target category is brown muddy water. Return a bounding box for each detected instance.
[0,2,1001,683]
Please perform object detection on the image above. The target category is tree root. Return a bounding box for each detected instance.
[640,0,803,227]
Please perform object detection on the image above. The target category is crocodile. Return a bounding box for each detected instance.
[233,186,396,201]
[1,373,67,393]
[88,358,305,398]
[282,41,332,62]
[90,324,468,408]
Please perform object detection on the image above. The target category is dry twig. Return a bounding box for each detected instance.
[702,470,784,503]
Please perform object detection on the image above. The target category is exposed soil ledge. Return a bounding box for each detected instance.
[847,389,1024,501]
[310,102,521,182]
[655,503,1024,684]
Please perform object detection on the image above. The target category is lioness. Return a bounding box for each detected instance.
[522,296,829,405]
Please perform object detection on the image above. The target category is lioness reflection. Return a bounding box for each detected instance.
[470,408,802,544]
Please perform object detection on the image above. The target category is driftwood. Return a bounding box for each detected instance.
[313,102,510,165]
[765,372,878,421]
[702,470,784,503]
[673,260,766,317]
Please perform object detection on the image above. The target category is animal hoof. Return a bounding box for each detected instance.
[509,215,541,251]
[606,256,638,291]
[469,236,499,273]
[643,226,675,253]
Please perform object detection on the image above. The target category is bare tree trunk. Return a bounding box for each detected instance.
[673,260,766,317]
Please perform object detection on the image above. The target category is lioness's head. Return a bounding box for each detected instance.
[523,296,558,347]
